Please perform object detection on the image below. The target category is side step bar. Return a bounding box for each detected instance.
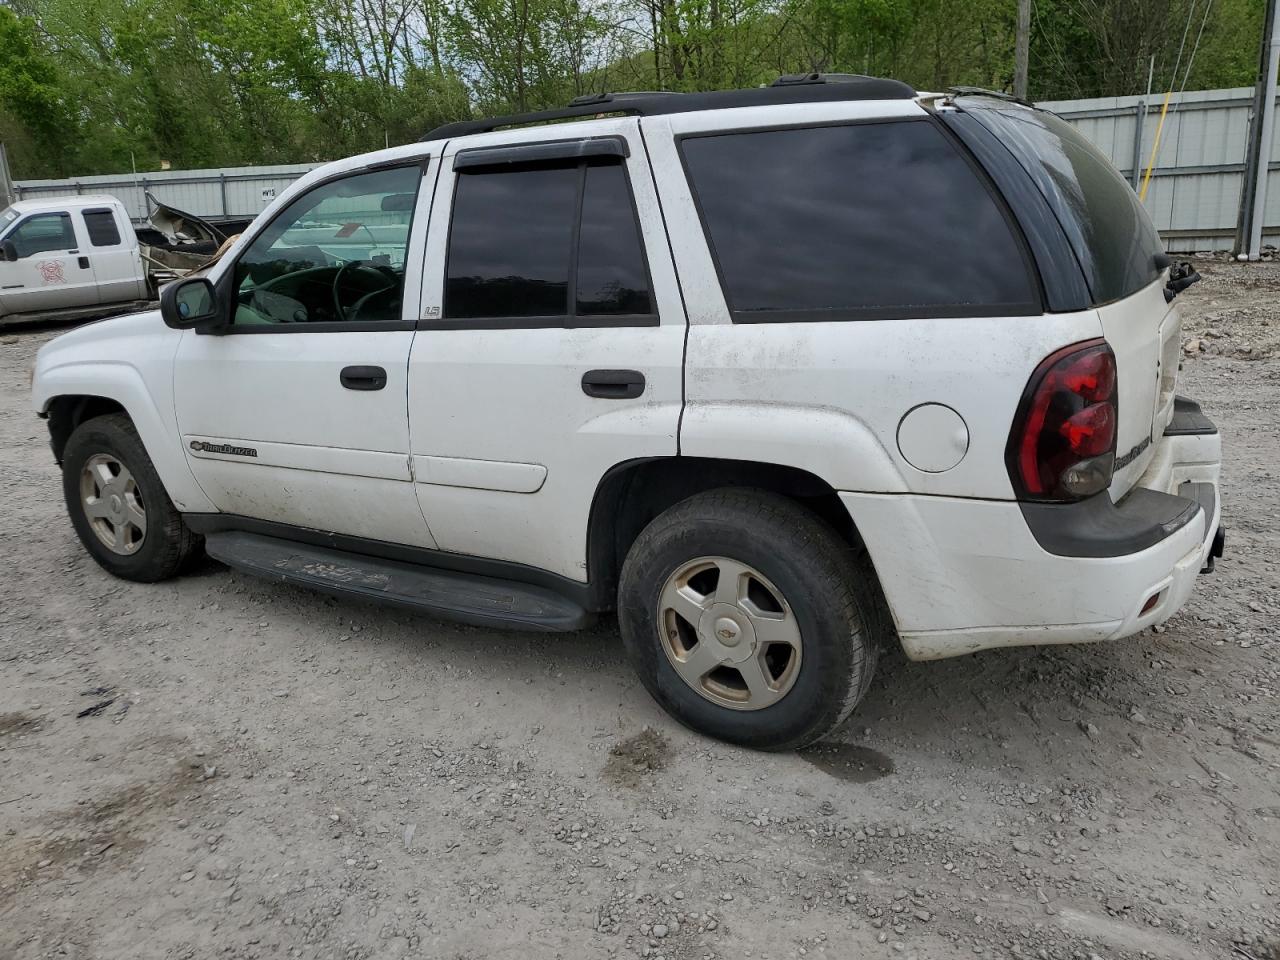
[204,531,591,632]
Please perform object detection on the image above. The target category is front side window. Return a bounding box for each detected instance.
[8,213,76,259]
[232,165,421,327]
[680,121,1040,322]
[445,158,654,323]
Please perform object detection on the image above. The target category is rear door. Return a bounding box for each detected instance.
[0,209,98,312]
[407,120,686,581]
[79,206,146,304]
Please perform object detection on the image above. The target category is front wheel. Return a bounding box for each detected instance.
[618,488,884,751]
[61,413,201,582]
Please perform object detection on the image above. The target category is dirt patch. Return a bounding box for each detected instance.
[64,775,190,828]
[1,761,201,890]
[602,728,671,786]
[0,712,45,737]
[799,742,894,782]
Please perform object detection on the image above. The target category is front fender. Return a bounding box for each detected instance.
[33,313,216,513]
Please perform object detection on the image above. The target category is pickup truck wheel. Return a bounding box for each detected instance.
[618,488,881,751]
[62,413,201,582]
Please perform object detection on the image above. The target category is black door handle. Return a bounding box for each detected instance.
[582,369,645,400]
[78,256,90,269]
[340,365,387,391]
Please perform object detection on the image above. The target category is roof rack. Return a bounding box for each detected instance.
[423,74,917,141]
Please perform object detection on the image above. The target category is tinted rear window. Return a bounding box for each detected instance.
[964,103,1164,306]
[576,163,652,315]
[679,120,1040,322]
[447,165,577,318]
[446,159,653,321]
[83,209,122,247]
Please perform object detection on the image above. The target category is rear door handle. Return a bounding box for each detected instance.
[582,369,645,400]
[340,365,387,391]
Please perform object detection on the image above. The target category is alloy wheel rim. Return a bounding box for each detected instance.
[657,556,802,711]
[80,454,146,556]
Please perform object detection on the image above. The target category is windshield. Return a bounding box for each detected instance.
[963,101,1164,306]
[1,207,17,235]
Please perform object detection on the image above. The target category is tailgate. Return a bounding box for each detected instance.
[1096,277,1181,496]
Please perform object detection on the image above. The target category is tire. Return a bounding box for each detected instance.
[62,413,201,582]
[618,488,884,751]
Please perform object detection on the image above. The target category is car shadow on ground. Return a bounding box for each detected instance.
[214,563,1170,777]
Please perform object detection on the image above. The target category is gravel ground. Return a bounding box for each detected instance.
[1,260,1278,960]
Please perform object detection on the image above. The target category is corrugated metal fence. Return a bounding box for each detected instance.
[1039,87,1279,252]
[11,162,322,224]
[10,86,1280,252]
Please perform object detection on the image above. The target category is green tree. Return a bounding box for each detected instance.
[0,0,1267,180]
[0,7,78,176]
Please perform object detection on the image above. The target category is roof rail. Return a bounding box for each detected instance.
[423,74,917,141]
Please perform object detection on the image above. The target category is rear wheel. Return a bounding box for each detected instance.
[62,413,201,582]
[618,488,884,751]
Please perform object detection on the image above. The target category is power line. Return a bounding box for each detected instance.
[1140,0,1214,201]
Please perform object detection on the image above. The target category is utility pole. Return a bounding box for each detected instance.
[1014,0,1031,100]
[1235,0,1279,260]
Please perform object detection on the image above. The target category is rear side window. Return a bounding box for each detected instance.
[82,209,122,247]
[445,159,653,323]
[576,164,652,315]
[963,104,1164,306]
[679,121,1040,322]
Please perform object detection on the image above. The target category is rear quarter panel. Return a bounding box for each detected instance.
[644,106,1106,498]
[677,312,1105,498]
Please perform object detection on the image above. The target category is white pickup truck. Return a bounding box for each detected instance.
[1,194,232,326]
[31,76,1225,750]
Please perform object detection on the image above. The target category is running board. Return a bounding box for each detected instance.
[204,531,591,632]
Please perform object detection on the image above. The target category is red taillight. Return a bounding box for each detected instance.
[1058,403,1115,456]
[1007,339,1118,500]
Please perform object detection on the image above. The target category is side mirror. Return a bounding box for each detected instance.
[1,239,17,262]
[160,277,220,330]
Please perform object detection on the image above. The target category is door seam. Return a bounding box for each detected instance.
[407,148,448,544]
[638,119,690,456]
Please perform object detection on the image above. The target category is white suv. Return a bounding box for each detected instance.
[31,76,1224,750]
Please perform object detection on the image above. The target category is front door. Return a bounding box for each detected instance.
[173,160,439,549]
[407,120,687,581]
[0,209,98,313]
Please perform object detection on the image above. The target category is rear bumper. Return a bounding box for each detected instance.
[841,400,1222,661]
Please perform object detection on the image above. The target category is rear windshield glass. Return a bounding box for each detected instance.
[964,102,1164,306]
